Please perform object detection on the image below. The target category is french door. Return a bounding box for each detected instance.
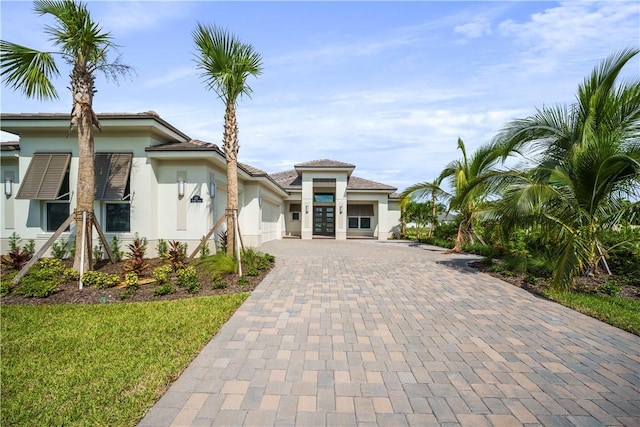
[313,206,335,236]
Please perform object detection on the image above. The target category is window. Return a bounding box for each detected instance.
[47,203,70,232]
[314,193,334,203]
[348,217,371,229]
[292,212,300,221]
[348,217,359,229]
[106,203,130,232]
[347,204,373,229]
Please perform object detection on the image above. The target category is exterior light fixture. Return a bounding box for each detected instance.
[305,204,309,214]
[339,205,343,214]
[178,179,185,197]
[210,182,216,198]
[4,179,12,197]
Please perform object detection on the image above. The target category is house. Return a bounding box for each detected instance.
[0,112,401,255]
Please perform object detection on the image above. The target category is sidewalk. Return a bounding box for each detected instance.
[139,240,640,426]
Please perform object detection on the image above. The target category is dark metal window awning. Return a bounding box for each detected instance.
[289,203,302,212]
[16,153,71,200]
[347,204,374,217]
[94,153,132,200]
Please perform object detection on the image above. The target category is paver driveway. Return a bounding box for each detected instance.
[139,240,640,426]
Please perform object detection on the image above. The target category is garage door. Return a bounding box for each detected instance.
[261,201,280,243]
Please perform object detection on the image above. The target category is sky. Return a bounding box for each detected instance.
[1,0,639,193]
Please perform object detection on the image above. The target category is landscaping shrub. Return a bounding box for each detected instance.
[598,281,621,297]
[217,230,228,253]
[154,283,175,296]
[1,271,17,297]
[241,248,274,277]
[93,242,104,263]
[81,271,120,289]
[1,232,34,270]
[16,258,77,298]
[177,266,199,294]
[199,236,211,258]
[125,271,139,288]
[211,273,227,290]
[153,264,173,284]
[110,235,123,262]
[198,252,236,276]
[237,276,250,286]
[125,235,149,276]
[600,224,640,285]
[156,239,168,260]
[50,237,70,260]
[168,240,187,271]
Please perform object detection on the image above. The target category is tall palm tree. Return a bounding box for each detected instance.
[193,23,263,257]
[490,48,640,289]
[403,138,505,252]
[1,0,130,273]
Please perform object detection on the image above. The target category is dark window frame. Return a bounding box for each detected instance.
[46,202,70,232]
[348,216,372,229]
[105,203,131,232]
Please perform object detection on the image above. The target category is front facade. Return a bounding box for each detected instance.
[0,112,401,255]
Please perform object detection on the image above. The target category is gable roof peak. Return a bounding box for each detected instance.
[294,159,356,168]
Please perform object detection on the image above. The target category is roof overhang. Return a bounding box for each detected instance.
[0,112,191,144]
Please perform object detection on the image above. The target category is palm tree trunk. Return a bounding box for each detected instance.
[72,68,97,272]
[223,102,239,258]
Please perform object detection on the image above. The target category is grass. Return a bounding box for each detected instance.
[1,294,248,426]
[542,289,640,336]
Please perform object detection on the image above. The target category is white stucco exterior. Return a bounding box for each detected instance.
[1,112,401,256]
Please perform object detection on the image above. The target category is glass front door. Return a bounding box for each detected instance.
[313,206,335,236]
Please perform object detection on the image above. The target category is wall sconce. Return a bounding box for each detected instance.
[305,204,309,214]
[177,179,185,197]
[4,179,12,197]
[209,182,216,198]
[339,205,343,214]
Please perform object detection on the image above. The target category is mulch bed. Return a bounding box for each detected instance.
[468,260,640,301]
[1,258,270,305]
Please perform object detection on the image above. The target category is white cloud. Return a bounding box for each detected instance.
[144,67,196,89]
[498,1,639,56]
[97,1,190,36]
[454,20,492,38]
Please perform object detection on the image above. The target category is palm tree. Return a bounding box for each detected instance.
[403,138,505,252]
[1,0,131,273]
[490,48,640,289]
[400,178,444,238]
[193,23,263,257]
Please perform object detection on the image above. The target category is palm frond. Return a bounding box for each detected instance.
[0,40,59,100]
[193,22,263,105]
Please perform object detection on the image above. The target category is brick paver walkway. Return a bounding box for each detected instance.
[139,240,640,426]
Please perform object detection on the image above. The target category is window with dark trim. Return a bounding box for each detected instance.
[314,193,334,203]
[347,204,373,229]
[105,203,131,232]
[348,217,371,229]
[46,202,70,232]
[291,212,300,221]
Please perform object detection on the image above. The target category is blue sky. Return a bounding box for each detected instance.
[1,1,639,192]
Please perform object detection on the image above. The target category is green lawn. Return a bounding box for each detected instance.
[1,294,248,427]
[542,289,640,336]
